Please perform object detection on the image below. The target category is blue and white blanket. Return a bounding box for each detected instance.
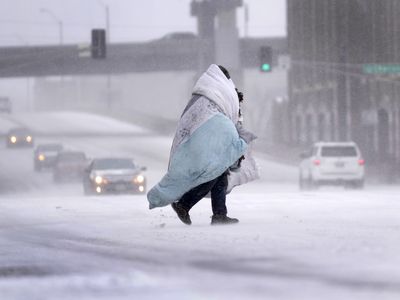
[147,64,258,209]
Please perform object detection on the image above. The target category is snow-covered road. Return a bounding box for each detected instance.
[0,112,399,300]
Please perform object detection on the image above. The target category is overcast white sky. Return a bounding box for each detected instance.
[0,0,286,46]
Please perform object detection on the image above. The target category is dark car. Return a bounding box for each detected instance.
[6,127,34,148]
[53,151,87,183]
[83,158,147,195]
[34,143,64,171]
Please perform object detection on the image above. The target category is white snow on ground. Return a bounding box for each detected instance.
[0,112,400,300]
[7,111,150,135]
[1,189,400,300]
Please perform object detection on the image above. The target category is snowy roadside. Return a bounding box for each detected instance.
[1,190,400,300]
[1,111,151,136]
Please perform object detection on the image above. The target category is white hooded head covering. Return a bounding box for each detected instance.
[192,64,240,124]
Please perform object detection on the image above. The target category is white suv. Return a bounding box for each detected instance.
[299,142,365,189]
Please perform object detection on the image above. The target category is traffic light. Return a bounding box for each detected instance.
[91,29,106,59]
[259,46,272,72]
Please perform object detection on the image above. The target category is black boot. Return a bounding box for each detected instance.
[171,202,191,225]
[211,214,239,225]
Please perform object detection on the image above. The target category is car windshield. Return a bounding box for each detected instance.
[93,159,135,170]
[58,153,86,162]
[10,129,30,135]
[321,146,357,157]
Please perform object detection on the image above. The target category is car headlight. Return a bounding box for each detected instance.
[134,175,145,183]
[26,136,32,142]
[38,154,45,161]
[10,136,17,143]
[95,175,103,184]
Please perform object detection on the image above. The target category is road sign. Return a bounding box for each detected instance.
[363,64,400,74]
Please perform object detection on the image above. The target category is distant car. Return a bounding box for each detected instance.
[53,151,87,183]
[0,97,11,113]
[299,142,365,190]
[83,158,147,195]
[34,143,64,171]
[161,32,197,40]
[6,127,34,148]
[152,32,198,44]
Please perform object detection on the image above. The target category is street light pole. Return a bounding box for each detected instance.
[13,35,31,112]
[244,3,249,38]
[97,0,112,110]
[97,0,110,43]
[106,5,110,43]
[40,8,64,83]
[40,8,63,45]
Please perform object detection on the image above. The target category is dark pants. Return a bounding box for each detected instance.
[178,171,229,215]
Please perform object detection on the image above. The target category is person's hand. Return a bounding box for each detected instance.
[238,155,245,167]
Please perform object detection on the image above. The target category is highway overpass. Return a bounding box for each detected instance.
[0,37,286,78]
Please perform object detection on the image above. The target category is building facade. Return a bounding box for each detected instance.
[287,0,400,174]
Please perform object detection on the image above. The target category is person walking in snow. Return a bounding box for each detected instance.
[147,64,258,225]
